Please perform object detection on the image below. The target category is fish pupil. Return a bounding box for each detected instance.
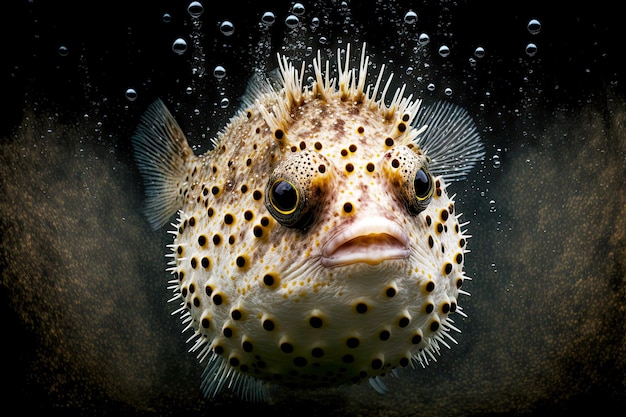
[271,180,299,214]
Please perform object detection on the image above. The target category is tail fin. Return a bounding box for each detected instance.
[132,99,194,229]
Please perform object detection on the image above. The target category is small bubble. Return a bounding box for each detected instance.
[444,87,453,96]
[525,43,538,57]
[438,45,450,57]
[213,65,226,80]
[162,13,171,23]
[319,36,328,44]
[261,11,275,26]
[311,17,320,28]
[292,3,305,16]
[474,46,485,58]
[220,21,235,36]
[403,10,418,24]
[125,88,138,102]
[58,45,69,56]
[285,14,299,29]
[405,66,414,75]
[418,33,430,45]
[220,98,230,108]
[491,154,501,169]
[172,38,188,55]
[427,83,435,91]
[187,1,204,18]
[185,86,193,95]
[527,19,541,35]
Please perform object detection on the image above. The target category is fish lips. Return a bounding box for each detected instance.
[321,217,410,267]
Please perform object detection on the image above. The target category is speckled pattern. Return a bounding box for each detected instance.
[132,44,484,401]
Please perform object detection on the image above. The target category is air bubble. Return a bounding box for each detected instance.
[125,88,138,102]
[491,154,501,169]
[292,3,305,16]
[285,15,299,29]
[58,45,69,56]
[187,1,204,18]
[404,10,418,24]
[444,87,453,96]
[474,46,485,58]
[427,83,435,91]
[311,17,320,28]
[162,13,171,23]
[261,11,275,26]
[220,98,230,108]
[438,45,450,57]
[220,21,235,36]
[213,65,226,79]
[172,38,188,55]
[525,43,538,57]
[418,33,430,45]
[527,19,541,35]
[405,66,414,75]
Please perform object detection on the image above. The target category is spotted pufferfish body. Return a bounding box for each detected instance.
[133,44,484,402]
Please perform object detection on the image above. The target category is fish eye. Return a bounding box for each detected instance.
[414,168,433,201]
[265,177,314,229]
[269,179,299,215]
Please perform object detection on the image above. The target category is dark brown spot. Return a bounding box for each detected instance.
[212,294,223,305]
[357,126,365,134]
[224,214,234,225]
[346,337,360,348]
[385,137,394,147]
[274,129,284,140]
[345,163,354,173]
[309,316,323,328]
[253,226,263,238]
[201,257,210,268]
[314,142,322,150]
[398,122,407,132]
[263,274,275,287]
[263,319,275,331]
[391,159,400,168]
[349,144,357,153]
[343,202,353,213]
[366,162,375,172]
[253,190,263,201]
[444,263,453,275]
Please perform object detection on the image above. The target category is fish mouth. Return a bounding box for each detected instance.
[321,217,410,267]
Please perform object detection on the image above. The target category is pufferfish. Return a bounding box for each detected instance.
[132,43,484,402]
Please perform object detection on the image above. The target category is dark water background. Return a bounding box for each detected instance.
[2,1,625,415]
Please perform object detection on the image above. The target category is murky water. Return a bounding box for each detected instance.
[2,1,625,415]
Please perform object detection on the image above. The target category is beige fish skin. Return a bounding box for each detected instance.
[132,43,484,401]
